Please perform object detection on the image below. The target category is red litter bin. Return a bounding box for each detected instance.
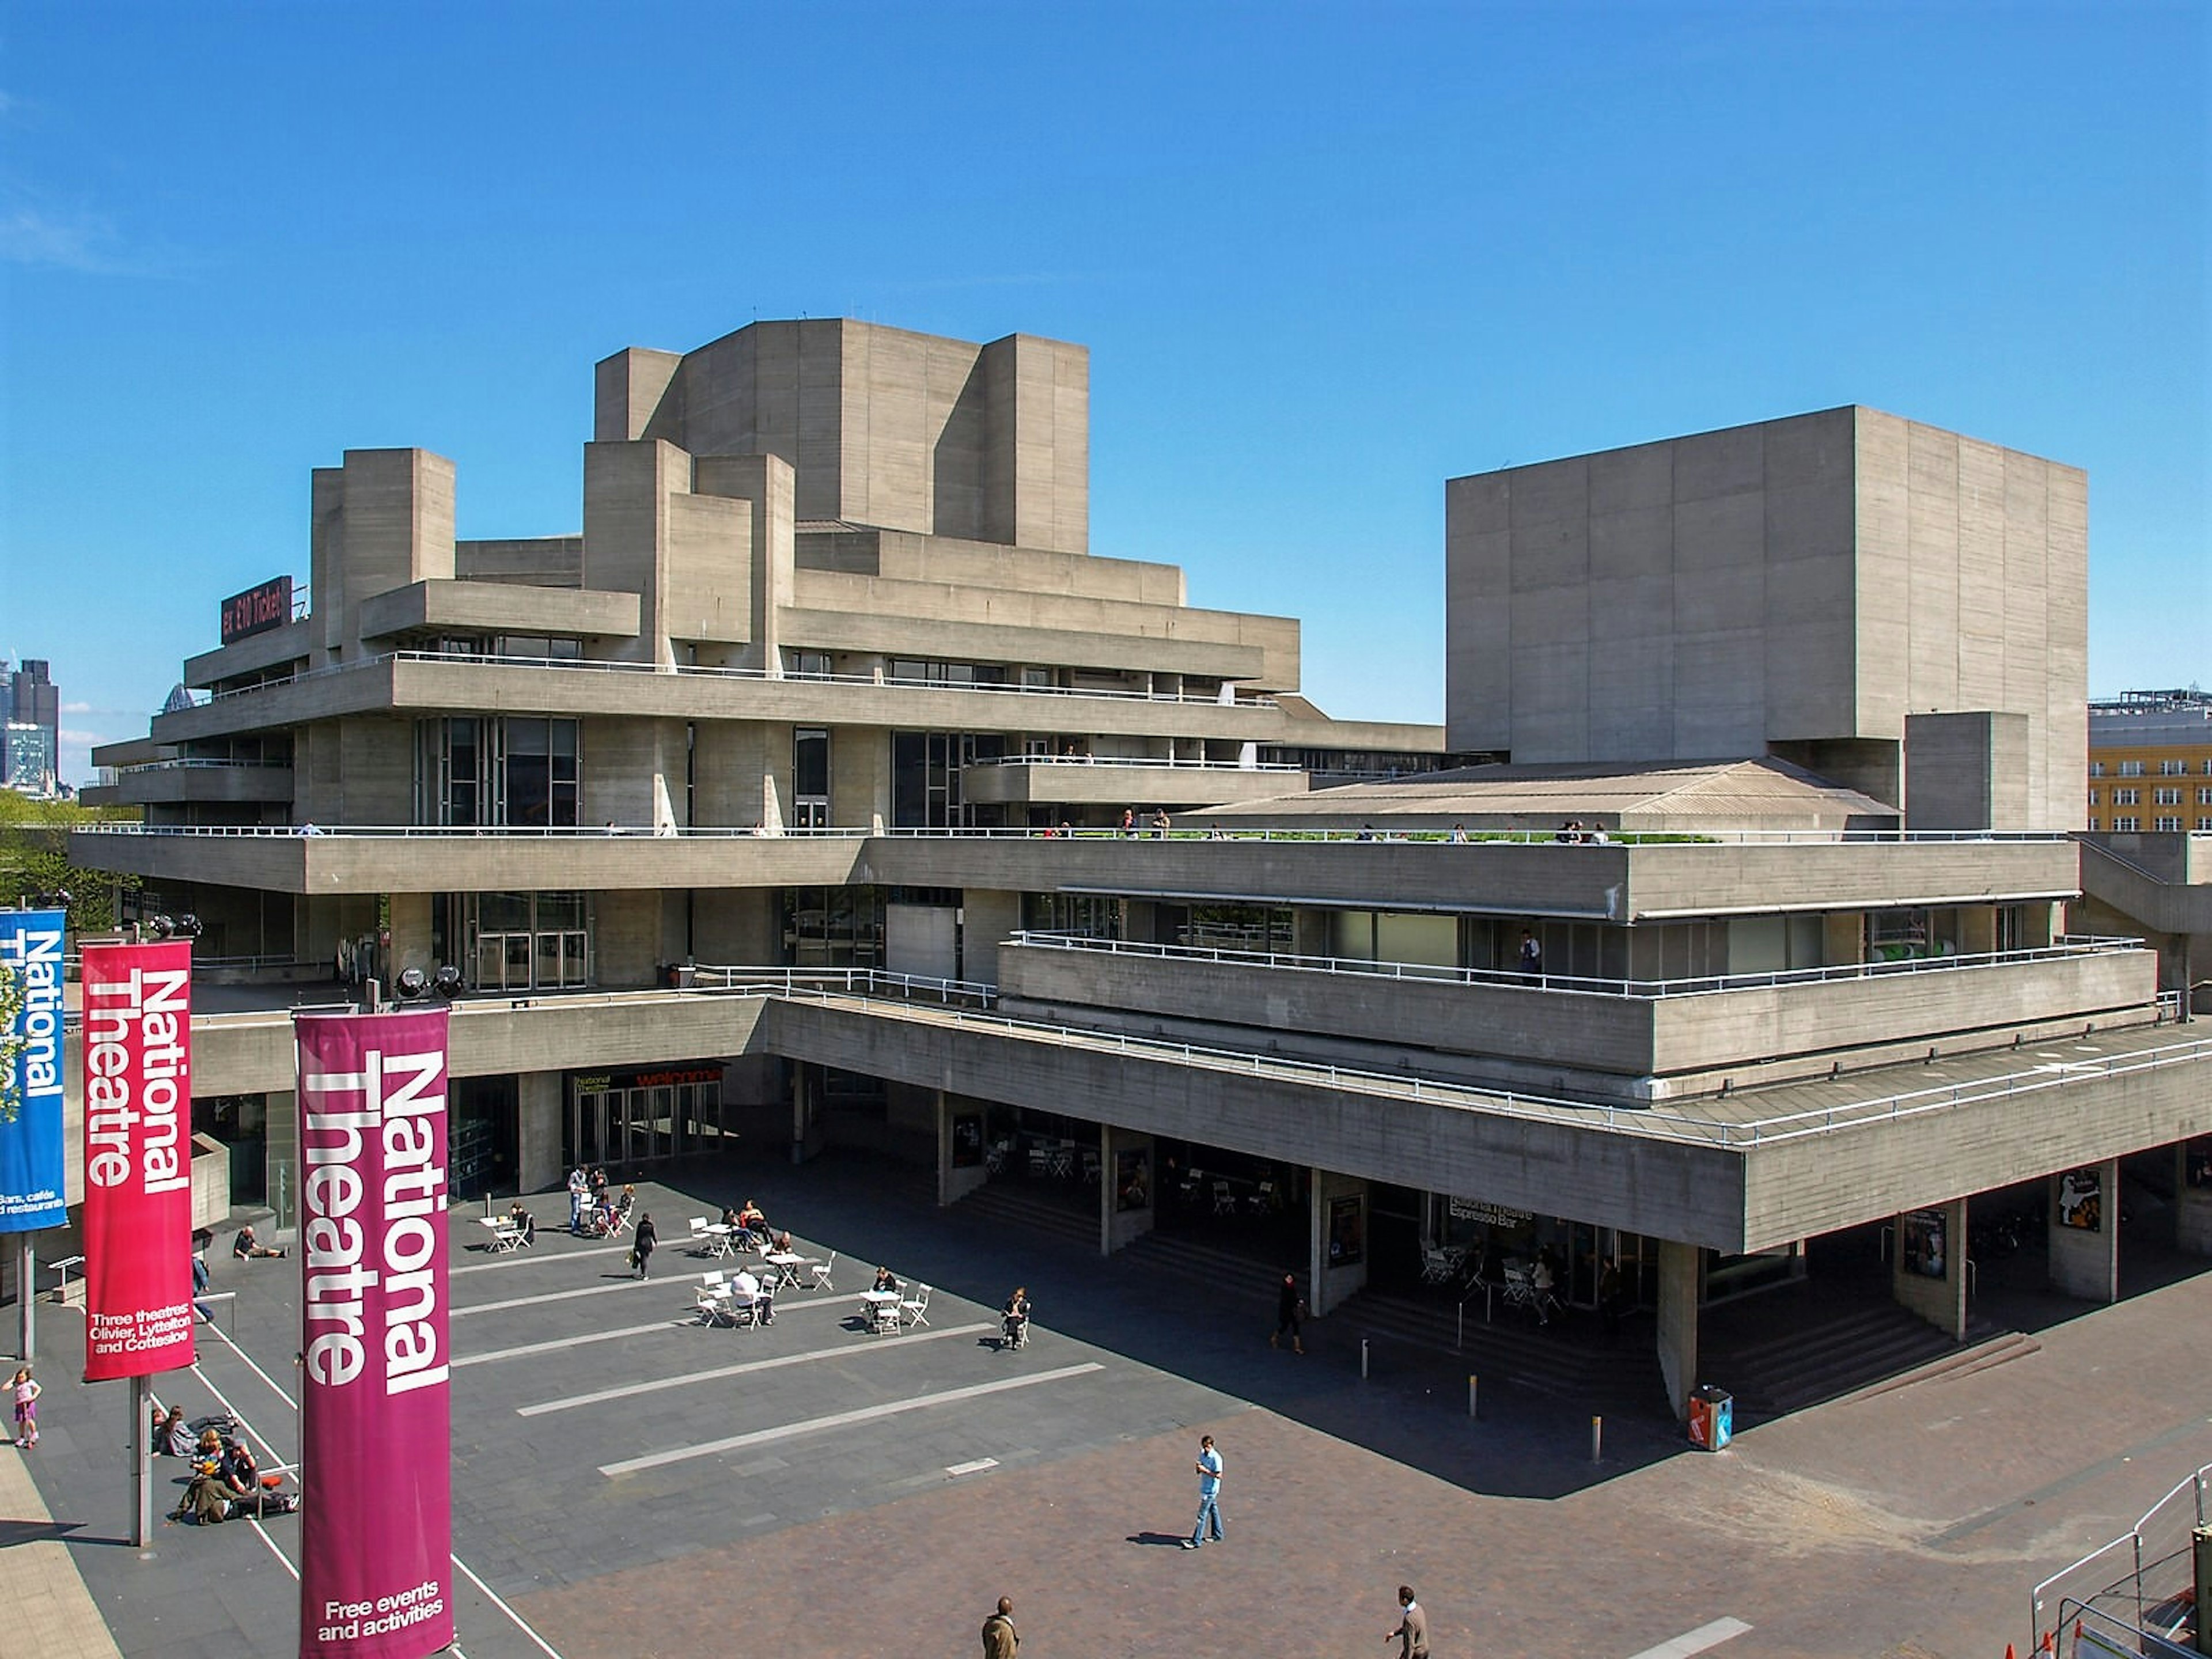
[1687,1386,1733,1451]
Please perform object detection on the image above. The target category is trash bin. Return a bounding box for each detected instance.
[1687,1385,1733,1451]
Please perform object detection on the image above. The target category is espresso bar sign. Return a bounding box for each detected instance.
[219,575,293,645]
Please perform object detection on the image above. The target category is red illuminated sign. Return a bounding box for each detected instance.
[220,575,294,644]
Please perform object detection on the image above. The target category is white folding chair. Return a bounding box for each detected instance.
[1419,1244,1456,1285]
[687,1218,711,1254]
[871,1297,904,1335]
[808,1251,836,1293]
[1212,1180,1236,1216]
[695,1278,733,1327]
[899,1283,931,1328]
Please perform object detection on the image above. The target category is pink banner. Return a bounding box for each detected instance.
[297,1010,454,1659]
[80,942,196,1382]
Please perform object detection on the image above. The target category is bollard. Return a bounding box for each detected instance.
[1361,1338,1369,1379]
[1590,1415,1603,1464]
[1456,1302,1463,1352]
[1468,1375,1478,1420]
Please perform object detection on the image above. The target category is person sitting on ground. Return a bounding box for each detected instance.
[154,1405,191,1456]
[218,1438,261,1497]
[232,1224,285,1260]
[873,1265,900,1296]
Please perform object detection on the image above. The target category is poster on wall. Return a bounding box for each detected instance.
[79,941,196,1382]
[951,1114,983,1169]
[1901,1209,1947,1279]
[2056,1167,2103,1232]
[1115,1148,1150,1213]
[297,1009,455,1659]
[1328,1194,1364,1266]
[0,910,69,1232]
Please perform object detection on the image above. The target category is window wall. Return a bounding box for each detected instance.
[416,717,580,828]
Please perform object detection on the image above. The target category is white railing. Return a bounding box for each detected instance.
[963,755,1302,772]
[737,978,2212,1147]
[69,820,2073,847]
[1000,931,2153,1000]
[178,647,1277,711]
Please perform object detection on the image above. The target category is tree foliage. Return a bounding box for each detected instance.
[0,790,141,934]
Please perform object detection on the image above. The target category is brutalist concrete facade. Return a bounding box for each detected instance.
[1445,408,2089,830]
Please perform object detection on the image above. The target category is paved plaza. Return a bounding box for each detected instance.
[5,1152,2210,1658]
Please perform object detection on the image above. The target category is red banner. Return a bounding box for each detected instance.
[80,942,196,1383]
[296,1010,454,1659]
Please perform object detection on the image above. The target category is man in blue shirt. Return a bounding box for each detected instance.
[1183,1434,1224,1549]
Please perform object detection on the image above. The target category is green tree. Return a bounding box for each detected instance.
[0,790,141,934]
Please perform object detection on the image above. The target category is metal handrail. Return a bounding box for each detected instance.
[67,821,2074,846]
[962,755,1303,772]
[179,647,1278,711]
[719,976,2212,1147]
[1000,930,2153,999]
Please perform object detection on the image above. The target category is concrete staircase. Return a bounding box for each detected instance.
[946,1177,1101,1253]
[1336,1285,1667,1412]
[1702,1291,1989,1419]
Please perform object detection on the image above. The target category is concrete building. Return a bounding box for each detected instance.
[1445,409,2089,831]
[62,323,2212,1421]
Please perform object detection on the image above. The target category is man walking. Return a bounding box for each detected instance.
[980,1595,1018,1657]
[1182,1433,1224,1549]
[1386,1585,1430,1657]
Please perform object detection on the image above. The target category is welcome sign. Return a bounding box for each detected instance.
[0,910,68,1232]
[296,1009,454,1659]
[80,940,196,1381]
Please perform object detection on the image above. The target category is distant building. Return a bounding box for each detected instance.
[2,658,61,794]
[2086,688,2212,834]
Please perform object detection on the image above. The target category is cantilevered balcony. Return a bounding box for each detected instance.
[79,759,294,810]
[959,755,1306,810]
[991,930,2161,1097]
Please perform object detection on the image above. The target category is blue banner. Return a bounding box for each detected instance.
[0,910,69,1232]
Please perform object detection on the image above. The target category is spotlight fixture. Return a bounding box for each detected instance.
[395,967,430,1000]
[431,964,463,998]
[174,913,203,940]
[147,914,175,939]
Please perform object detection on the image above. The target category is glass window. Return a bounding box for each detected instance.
[2114,789,2139,805]
[2089,762,2105,778]
[2156,787,2182,805]
[2161,759,2186,775]
[2155,816,2182,832]
[2114,816,2139,832]
[2120,760,2144,777]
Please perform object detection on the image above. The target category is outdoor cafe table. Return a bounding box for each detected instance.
[475,1216,521,1252]
[762,1251,806,1289]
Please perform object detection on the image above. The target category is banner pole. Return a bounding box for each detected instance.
[131,1375,151,1547]
[14,1236,31,1361]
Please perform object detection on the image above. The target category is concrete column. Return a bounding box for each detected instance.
[832,728,892,832]
[388,892,433,980]
[936,1092,989,1209]
[263,1089,298,1232]
[1100,1126,1155,1256]
[2047,1160,2121,1302]
[2175,1143,2212,1256]
[517,1071,563,1194]
[1655,1237,1700,1420]
[961,891,1022,990]
[1891,1198,1968,1340]
[789,1063,822,1165]
[1307,1169,1368,1316]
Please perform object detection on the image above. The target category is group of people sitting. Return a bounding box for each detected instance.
[1552,819,1611,844]
[157,1407,297,1525]
[566,1166,636,1236]
[719,1199,789,1255]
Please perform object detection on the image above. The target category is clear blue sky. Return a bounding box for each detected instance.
[2,2,2205,783]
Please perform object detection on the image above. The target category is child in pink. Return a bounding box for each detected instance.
[11,1367,40,1448]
